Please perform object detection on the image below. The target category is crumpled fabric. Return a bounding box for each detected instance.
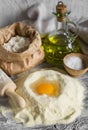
[78,20,88,55]
[26,3,56,34]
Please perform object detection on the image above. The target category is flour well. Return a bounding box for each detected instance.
[3,35,30,53]
[12,69,84,127]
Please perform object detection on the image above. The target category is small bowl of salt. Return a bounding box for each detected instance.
[63,53,88,77]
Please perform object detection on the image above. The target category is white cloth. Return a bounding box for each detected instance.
[26,3,56,34]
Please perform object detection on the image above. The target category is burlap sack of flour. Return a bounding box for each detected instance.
[0,22,44,76]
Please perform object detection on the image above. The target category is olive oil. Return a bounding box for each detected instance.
[41,1,81,67]
[41,34,81,67]
[49,34,68,45]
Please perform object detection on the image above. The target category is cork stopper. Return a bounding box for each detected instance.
[56,1,67,22]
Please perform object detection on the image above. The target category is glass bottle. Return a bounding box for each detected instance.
[42,1,81,67]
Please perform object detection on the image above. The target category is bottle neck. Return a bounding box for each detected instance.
[56,21,67,30]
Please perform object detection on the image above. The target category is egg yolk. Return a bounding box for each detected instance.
[36,83,60,96]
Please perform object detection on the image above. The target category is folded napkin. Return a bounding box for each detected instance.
[26,3,88,54]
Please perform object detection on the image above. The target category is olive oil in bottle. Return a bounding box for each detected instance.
[42,1,81,67]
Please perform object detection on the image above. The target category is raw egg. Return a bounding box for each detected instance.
[34,81,61,96]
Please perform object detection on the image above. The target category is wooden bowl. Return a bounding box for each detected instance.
[63,53,88,77]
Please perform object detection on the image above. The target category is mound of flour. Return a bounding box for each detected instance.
[12,69,85,127]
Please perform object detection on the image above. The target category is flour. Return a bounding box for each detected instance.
[3,35,30,53]
[65,56,84,70]
[11,69,84,127]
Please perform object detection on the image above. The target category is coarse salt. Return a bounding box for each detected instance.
[65,56,84,70]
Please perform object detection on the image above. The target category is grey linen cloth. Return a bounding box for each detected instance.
[78,20,88,55]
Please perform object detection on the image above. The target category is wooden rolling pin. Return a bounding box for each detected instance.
[0,69,26,108]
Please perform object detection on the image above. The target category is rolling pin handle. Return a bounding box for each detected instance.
[6,89,26,108]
